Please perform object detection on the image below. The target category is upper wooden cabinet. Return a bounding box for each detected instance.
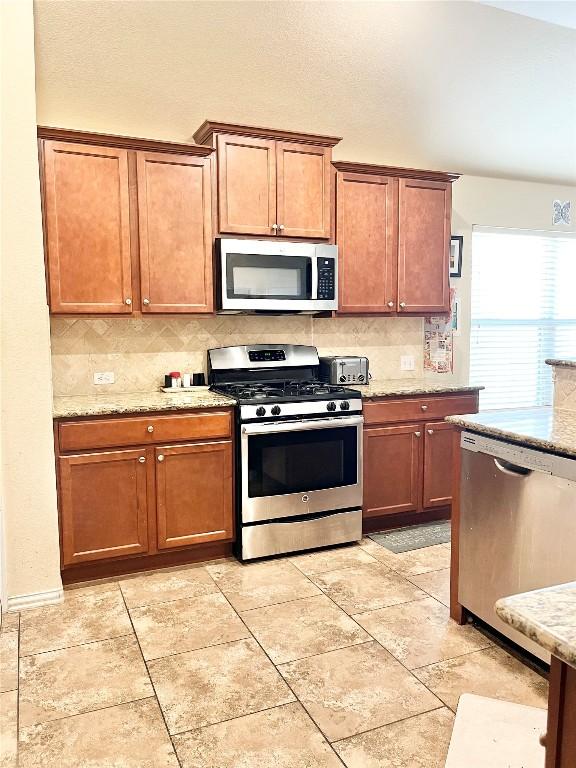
[398,178,452,314]
[193,121,340,240]
[334,162,458,316]
[137,151,213,313]
[42,141,133,314]
[39,127,214,315]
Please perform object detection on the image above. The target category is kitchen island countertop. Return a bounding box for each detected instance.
[496,582,576,668]
[53,388,236,418]
[446,406,576,459]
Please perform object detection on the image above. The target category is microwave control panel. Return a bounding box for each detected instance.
[317,258,335,300]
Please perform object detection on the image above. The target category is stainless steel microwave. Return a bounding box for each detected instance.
[217,238,338,313]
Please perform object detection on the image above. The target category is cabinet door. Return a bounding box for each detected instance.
[43,141,133,313]
[137,152,213,313]
[397,178,451,314]
[155,441,233,549]
[59,449,150,566]
[336,172,398,313]
[423,422,454,508]
[276,142,331,239]
[363,424,423,517]
[217,134,276,236]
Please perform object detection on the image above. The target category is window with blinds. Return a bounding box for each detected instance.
[470,227,576,411]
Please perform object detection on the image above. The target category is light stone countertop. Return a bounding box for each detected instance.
[54,380,483,418]
[53,388,236,419]
[352,380,483,398]
[546,358,576,369]
[496,582,576,668]
[447,406,576,459]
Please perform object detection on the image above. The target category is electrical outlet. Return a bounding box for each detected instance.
[93,371,115,385]
[400,355,415,372]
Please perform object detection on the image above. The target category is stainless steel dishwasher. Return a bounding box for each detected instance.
[459,430,576,662]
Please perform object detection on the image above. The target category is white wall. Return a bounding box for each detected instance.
[0,0,62,606]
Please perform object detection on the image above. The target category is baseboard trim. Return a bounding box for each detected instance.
[6,587,64,612]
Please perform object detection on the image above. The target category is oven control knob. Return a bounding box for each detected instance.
[340,400,350,410]
[339,375,346,382]
[327,401,337,411]
[256,406,266,417]
[271,405,281,416]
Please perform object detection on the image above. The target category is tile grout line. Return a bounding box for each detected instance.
[18,631,136,660]
[215,589,348,767]
[117,586,185,768]
[293,546,465,717]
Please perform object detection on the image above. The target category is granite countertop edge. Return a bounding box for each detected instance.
[496,583,576,667]
[352,382,483,398]
[445,411,576,459]
[545,358,576,369]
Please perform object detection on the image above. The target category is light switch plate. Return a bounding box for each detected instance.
[94,371,115,385]
[400,355,415,371]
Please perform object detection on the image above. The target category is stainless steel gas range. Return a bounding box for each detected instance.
[208,344,363,561]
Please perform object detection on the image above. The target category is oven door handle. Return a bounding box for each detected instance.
[242,415,364,435]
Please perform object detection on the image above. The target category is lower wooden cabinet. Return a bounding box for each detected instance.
[155,441,233,549]
[363,393,478,523]
[422,421,454,508]
[364,424,422,517]
[59,448,151,566]
[56,409,235,571]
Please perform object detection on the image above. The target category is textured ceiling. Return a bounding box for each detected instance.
[33,0,576,184]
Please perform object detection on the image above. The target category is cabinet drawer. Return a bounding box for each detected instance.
[59,411,232,452]
[364,395,478,426]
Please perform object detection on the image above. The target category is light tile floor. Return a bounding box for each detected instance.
[0,538,548,767]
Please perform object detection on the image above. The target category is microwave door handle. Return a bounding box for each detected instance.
[311,256,318,299]
[242,415,364,435]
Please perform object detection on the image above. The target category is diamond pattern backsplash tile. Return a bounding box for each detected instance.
[50,316,425,396]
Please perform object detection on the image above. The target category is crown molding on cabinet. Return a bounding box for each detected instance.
[333,160,460,183]
[37,126,214,156]
[193,120,342,147]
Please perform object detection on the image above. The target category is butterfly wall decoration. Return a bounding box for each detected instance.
[553,200,571,225]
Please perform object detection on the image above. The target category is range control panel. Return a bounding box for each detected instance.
[317,258,335,300]
[248,349,287,363]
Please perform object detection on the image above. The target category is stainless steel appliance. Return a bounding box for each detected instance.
[216,238,338,313]
[320,356,369,385]
[459,430,576,662]
[208,344,363,560]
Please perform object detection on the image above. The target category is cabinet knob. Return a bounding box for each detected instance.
[387,301,394,308]
[157,454,164,462]
[415,431,421,438]
[271,224,278,231]
[539,733,547,748]
[147,425,154,433]
[125,298,132,306]
[278,224,285,231]
[427,429,434,435]
[399,301,406,309]
[143,298,150,306]
[421,404,428,411]
[138,456,146,463]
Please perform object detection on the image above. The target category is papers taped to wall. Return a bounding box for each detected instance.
[424,288,455,374]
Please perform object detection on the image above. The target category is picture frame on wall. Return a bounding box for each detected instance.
[449,235,463,278]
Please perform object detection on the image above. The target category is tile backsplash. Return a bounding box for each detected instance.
[50,315,426,396]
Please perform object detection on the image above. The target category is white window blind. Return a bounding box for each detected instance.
[470,227,576,410]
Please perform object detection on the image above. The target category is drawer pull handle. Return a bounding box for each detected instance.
[157,455,164,462]
[414,431,421,438]
[147,425,154,433]
[421,405,428,411]
[427,429,434,435]
[138,456,146,463]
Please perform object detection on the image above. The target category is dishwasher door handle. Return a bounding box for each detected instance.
[493,458,532,477]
